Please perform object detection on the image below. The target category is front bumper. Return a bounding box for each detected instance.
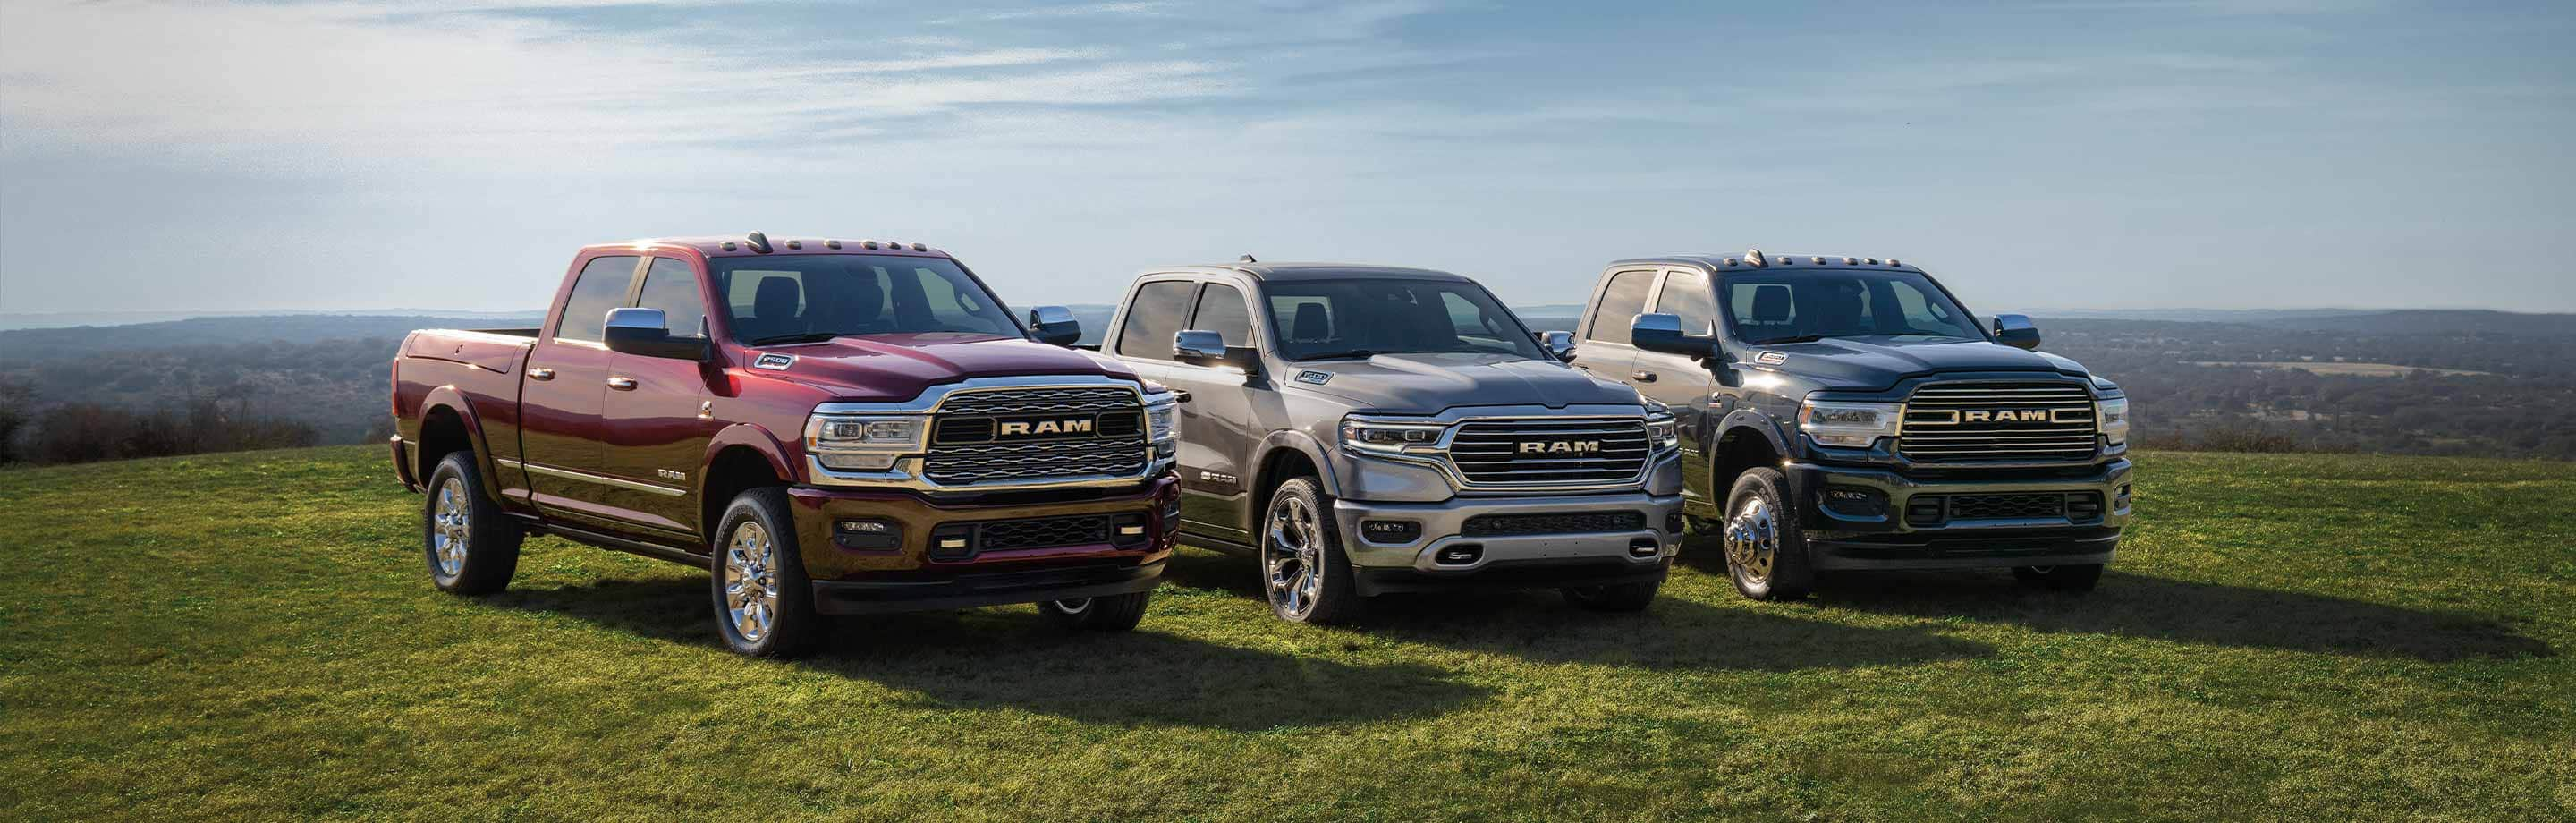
[784,475,1179,598]
[811,558,1165,615]
[1330,490,1682,593]
[1784,458,2131,571]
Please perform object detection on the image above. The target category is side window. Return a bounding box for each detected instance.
[1189,284,1252,347]
[556,256,638,343]
[635,258,708,338]
[1653,271,1716,335]
[1583,270,1657,344]
[1114,280,1198,361]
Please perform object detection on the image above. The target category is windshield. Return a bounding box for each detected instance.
[708,255,1019,344]
[1717,270,1983,344]
[1262,278,1546,361]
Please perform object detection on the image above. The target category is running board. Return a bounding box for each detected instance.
[538,522,711,570]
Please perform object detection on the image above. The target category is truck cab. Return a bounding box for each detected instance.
[1100,261,1684,624]
[1565,250,2132,599]
[391,233,1181,657]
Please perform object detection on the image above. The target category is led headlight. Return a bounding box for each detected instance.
[1340,416,1445,455]
[1798,399,1902,449]
[2096,396,2130,446]
[1145,396,1179,444]
[805,412,928,471]
[1643,401,1679,454]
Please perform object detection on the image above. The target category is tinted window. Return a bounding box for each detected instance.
[556,256,637,343]
[636,258,708,338]
[1259,278,1545,361]
[1653,270,1716,335]
[1719,271,1980,344]
[1115,280,1198,361]
[1190,284,1252,347]
[1584,270,1656,344]
[708,255,1015,344]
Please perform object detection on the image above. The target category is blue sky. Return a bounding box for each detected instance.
[2,0,2571,315]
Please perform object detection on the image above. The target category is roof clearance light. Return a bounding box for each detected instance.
[826,240,843,250]
[1843,256,1856,265]
[862,240,878,250]
[1864,258,1878,265]
[1811,256,1825,264]
[786,240,803,250]
[1723,258,1738,267]
[1889,259,1903,267]
[911,242,927,251]
[722,242,738,250]
[1745,249,1768,267]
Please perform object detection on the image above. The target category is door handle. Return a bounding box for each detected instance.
[528,368,555,381]
[606,377,637,391]
[1631,370,1658,383]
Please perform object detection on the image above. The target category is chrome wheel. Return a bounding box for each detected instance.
[1724,496,1779,583]
[723,521,781,643]
[431,477,470,578]
[1264,494,1326,618]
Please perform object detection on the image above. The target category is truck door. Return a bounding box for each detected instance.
[595,256,721,539]
[519,254,638,522]
[1162,280,1264,541]
[1566,267,1657,385]
[1632,267,1723,510]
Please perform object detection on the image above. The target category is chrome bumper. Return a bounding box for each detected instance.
[1332,490,1683,573]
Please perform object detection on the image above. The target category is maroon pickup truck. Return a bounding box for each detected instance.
[390,233,1181,657]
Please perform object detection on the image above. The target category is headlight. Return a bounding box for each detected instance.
[1340,416,1445,455]
[1644,403,1679,453]
[1798,400,1902,449]
[1145,397,1179,444]
[805,412,928,471]
[2097,396,2129,446]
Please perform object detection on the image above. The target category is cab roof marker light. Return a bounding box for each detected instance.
[911,242,928,251]
[786,240,802,250]
[1864,258,1878,265]
[744,231,773,254]
[722,242,738,250]
[1240,253,1258,262]
[1843,256,1857,265]
[1811,256,1826,264]
[1888,259,1902,267]
[861,240,878,250]
[826,240,842,250]
[1744,249,1768,267]
[1723,258,1739,267]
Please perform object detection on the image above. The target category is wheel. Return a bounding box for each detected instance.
[1261,477,1363,624]
[1721,467,1813,601]
[1038,591,1152,631]
[2013,563,2104,591]
[1562,578,1661,612]
[708,487,822,658]
[422,452,521,595]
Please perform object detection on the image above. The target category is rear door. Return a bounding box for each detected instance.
[1566,267,1658,384]
[596,255,720,539]
[520,254,639,520]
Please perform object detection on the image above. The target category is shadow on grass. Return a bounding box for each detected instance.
[1161,549,1995,672]
[1812,570,2553,662]
[485,576,1490,731]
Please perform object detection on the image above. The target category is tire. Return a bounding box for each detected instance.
[1562,578,1661,612]
[1720,467,1813,601]
[1260,477,1363,625]
[423,452,521,596]
[1038,590,1152,631]
[708,487,822,658]
[2012,563,2104,592]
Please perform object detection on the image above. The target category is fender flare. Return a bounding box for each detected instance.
[1715,409,1794,460]
[1237,429,1343,526]
[417,385,507,503]
[698,421,797,495]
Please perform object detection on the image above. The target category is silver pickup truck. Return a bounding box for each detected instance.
[1096,260,1683,624]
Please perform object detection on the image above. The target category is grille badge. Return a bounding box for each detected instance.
[1516,440,1604,454]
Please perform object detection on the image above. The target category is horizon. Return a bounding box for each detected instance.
[4,1,2572,314]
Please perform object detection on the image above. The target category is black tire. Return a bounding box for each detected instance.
[708,487,822,658]
[2013,563,2105,592]
[1562,578,1661,612]
[422,452,521,596]
[1720,467,1813,601]
[1038,590,1152,631]
[1261,477,1363,625]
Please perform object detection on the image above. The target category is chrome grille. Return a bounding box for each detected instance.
[923,386,1148,485]
[1898,382,2098,462]
[1445,418,1651,488]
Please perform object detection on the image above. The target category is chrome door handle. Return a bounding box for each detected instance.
[528,368,555,381]
[606,377,637,391]
[1631,370,1658,383]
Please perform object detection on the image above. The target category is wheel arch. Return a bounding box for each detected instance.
[414,386,503,502]
[697,423,795,545]
[1243,430,1339,528]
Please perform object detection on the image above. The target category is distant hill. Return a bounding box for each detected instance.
[0,314,542,362]
[2258,310,2576,338]
[0,308,538,331]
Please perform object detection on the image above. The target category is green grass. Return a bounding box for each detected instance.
[3,448,2571,821]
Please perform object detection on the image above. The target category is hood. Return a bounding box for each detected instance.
[1752,336,2085,390]
[751,333,1136,400]
[1285,352,1640,412]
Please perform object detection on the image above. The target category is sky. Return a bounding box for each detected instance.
[2,0,2572,317]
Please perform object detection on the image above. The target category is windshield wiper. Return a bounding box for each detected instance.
[1749,334,1831,345]
[746,332,843,346]
[1296,349,1380,361]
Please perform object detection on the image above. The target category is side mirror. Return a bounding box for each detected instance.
[1992,313,2041,351]
[603,307,711,361]
[1174,329,1261,373]
[1028,305,1081,347]
[1630,313,1717,358]
[1536,330,1577,362]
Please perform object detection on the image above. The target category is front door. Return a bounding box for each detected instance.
[596,256,720,539]
[520,254,639,521]
[1633,267,1723,513]
[1164,281,1262,541]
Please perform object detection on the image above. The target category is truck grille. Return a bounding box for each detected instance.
[922,386,1148,485]
[1898,382,2098,463]
[1445,418,1651,488]
[976,514,1111,552]
[1461,511,1647,537]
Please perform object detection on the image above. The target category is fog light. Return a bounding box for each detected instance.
[1821,487,1888,520]
[1628,537,1660,558]
[832,519,902,551]
[928,524,974,561]
[1434,544,1482,565]
[1110,513,1149,547]
[1360,520,1421,544]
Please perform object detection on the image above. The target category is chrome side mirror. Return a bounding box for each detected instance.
[603,307,710,361]
[1630,312,1716,358]
[1537,330,1577,362]
[1174,329,1260,373]
[1028,305,1081,346]
[1991,313,2041,351]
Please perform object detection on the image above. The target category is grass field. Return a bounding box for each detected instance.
[3,447,2571,821]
